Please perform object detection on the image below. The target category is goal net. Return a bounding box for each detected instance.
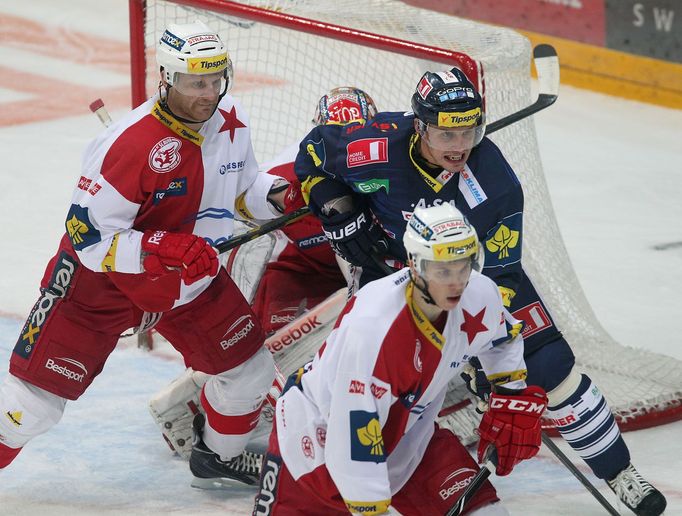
[129,0,682,431]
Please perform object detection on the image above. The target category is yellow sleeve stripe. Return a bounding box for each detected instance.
[498,286,516,308]
[486,369,528,386]
[344,499,391,515]
[101,233,120,272]
[300,175,326,205]
[235,192,254,220]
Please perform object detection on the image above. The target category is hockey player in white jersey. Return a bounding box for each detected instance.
[252,204,549,515]
[0,21,291,487]
[148,87,378,462]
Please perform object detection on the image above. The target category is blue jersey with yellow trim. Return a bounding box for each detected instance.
[295,111,562,354]
[295,111,523,293]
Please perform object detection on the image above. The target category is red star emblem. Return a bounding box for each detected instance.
[460,308,488,344]
[218,106,246,142]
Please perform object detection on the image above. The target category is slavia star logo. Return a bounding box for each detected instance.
[219,106,246,143]
[460,308,488,344]
[486,224,519,259]
[356,417,384,457]
[66,215,89,245]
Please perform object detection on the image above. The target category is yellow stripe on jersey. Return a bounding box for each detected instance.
[486,369,528,386]
[405,282,445,351]
[234,192,253,220]
[101,233,120,272]
[498,286,516,307]
[344,499,391,515]
[300,175,326,205]
[151,102,204,146]
[408,133,443,193]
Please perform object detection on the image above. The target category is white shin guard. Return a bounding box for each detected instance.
[0,374,67,449]
[202,347,276,461]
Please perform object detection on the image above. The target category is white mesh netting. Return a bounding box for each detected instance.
[134,0,682,429]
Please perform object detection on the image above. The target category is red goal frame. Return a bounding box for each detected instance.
[128,0,482,109]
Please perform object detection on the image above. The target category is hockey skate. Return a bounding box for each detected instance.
[189,413,263,489]
[607,463,666,516]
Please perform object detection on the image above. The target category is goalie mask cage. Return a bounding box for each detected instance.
[129,0,682,432]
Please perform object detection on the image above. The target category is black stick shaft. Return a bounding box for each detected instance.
[541,434,620,515]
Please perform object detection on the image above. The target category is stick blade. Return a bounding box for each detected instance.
[533,44,560,98]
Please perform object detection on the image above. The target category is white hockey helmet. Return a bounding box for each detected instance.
[403,203,483,276]
[313,86,378,126]
[156,20,233,96]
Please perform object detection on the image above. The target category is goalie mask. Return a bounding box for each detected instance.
[411,68,485,152]
[403,204,483,299]
[313,87,378,126]
[157,20,233,99]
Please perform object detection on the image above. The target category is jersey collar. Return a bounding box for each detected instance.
[151,101,204,146]
[405,281,446,351]
[408,133,458,193]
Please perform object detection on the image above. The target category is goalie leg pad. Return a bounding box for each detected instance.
[201,347,275,461]
[148,367,209,459]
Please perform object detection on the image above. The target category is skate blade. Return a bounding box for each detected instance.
[190,476,254,490]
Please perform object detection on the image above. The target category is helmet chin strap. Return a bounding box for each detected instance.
[409,269,438,306]
[158,84,224,125]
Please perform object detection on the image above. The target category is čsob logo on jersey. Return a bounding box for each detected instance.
[349,410,385,463]
[153,177,187,205]
[219,160,245,174]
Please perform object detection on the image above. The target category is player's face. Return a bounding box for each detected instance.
[422,259,472,310]
[167,72,225,122]
[416,122,480,173]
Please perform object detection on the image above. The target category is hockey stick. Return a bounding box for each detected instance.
[485,44,559,135]
[541,434,620,515]
[88,45,560,258]
[190,43,561,254]
[88,98,314,255]
[215,207,311,253]
[445,447,498,516]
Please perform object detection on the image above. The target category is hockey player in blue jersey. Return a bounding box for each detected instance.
[294,69,666,516]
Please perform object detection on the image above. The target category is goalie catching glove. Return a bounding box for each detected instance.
[319,203,387,267]
[142,230,219,285]
[477,385,548,476]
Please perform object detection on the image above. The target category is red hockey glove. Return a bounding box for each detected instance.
[142,230,219,286]
[477,385,548,476]
[283,180,306,214]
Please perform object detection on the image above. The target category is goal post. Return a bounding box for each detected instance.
[128,0,682,432]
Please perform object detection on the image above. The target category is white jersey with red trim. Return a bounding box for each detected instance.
[64,93,279,309]
[275,268,526,510]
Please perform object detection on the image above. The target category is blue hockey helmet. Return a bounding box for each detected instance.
[411,68,485,144]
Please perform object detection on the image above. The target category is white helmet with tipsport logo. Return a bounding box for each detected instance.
[403,203,483,276]
[157,20,233,96]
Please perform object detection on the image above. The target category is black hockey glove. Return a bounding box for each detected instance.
[319,205,388,268]
[460,356,493,413]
